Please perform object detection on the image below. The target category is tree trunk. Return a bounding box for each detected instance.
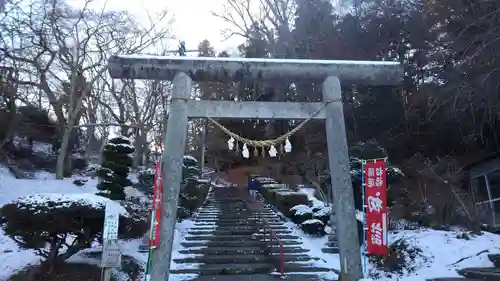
[213,153,221,173]
[0,105,16,151]
[85,114,97,155]
[56,125,73,179]
[120,124,128,136]
[133,130,141,167]
[56,105,84,179]
[47,239,61,274]
[98,135,108,164]
[133,130,147,167]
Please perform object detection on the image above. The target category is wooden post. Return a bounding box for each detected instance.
[102,268,112,281]
[101,204,121,281]
[201,118,207,172]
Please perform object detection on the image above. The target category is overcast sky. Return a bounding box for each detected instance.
[78,0,243,54]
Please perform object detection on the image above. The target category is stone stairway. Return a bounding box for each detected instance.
[427,254,500,281]
[322,229,340,254]
[170,186,335,280]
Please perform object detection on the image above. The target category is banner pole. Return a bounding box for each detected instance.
[361,160,367,278]
[144,162,161,281]
[367,157,388,162]
[382,158,389,251]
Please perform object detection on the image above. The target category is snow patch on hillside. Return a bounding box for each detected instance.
[0,165,202,281]
[285,219,500,281]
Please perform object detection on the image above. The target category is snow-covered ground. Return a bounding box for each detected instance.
[67,219,201,281]
[287,220,500,281]
[289,187,500,281]
[0,165,198,281]
[1,167,499,281]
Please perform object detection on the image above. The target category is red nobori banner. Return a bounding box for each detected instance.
[149,162,162,249]
[364,159,389,255]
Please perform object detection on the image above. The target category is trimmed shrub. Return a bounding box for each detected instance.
[179,182,210,217]
[0,193,145,274]
[183,155,198,167]
[183,165,200,183]
[368,238,426,278]
[134,155,208,222]
[120,198,150,236]
[177,206,191,221]
[275,191,309,217]
[134,167,155,196]
[309,199,325,212]
[179,191,199,213]
[268,188,287,203]
[133,154,201,197]
[72,179,87,186]
[290,204,313,224]
[96,136,134,200]
[182,155,200,184]
[260,186,279,202]
[312,205,332,225]
[300,219,326,236]
[260,184,288,203]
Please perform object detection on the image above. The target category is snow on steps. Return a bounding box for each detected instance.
[170,185,336,279]
[322,234,340,254]
[190,273,333,281]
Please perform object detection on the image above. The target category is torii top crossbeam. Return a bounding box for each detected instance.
[108,55,402,85]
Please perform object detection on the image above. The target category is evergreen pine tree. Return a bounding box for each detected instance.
[97,136,134,200]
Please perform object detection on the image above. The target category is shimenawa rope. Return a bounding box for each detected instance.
[207,99,337,149]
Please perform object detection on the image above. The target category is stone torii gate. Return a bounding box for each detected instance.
[107,55,402,281]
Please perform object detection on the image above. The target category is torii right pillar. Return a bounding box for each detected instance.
[323,76,362,281]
